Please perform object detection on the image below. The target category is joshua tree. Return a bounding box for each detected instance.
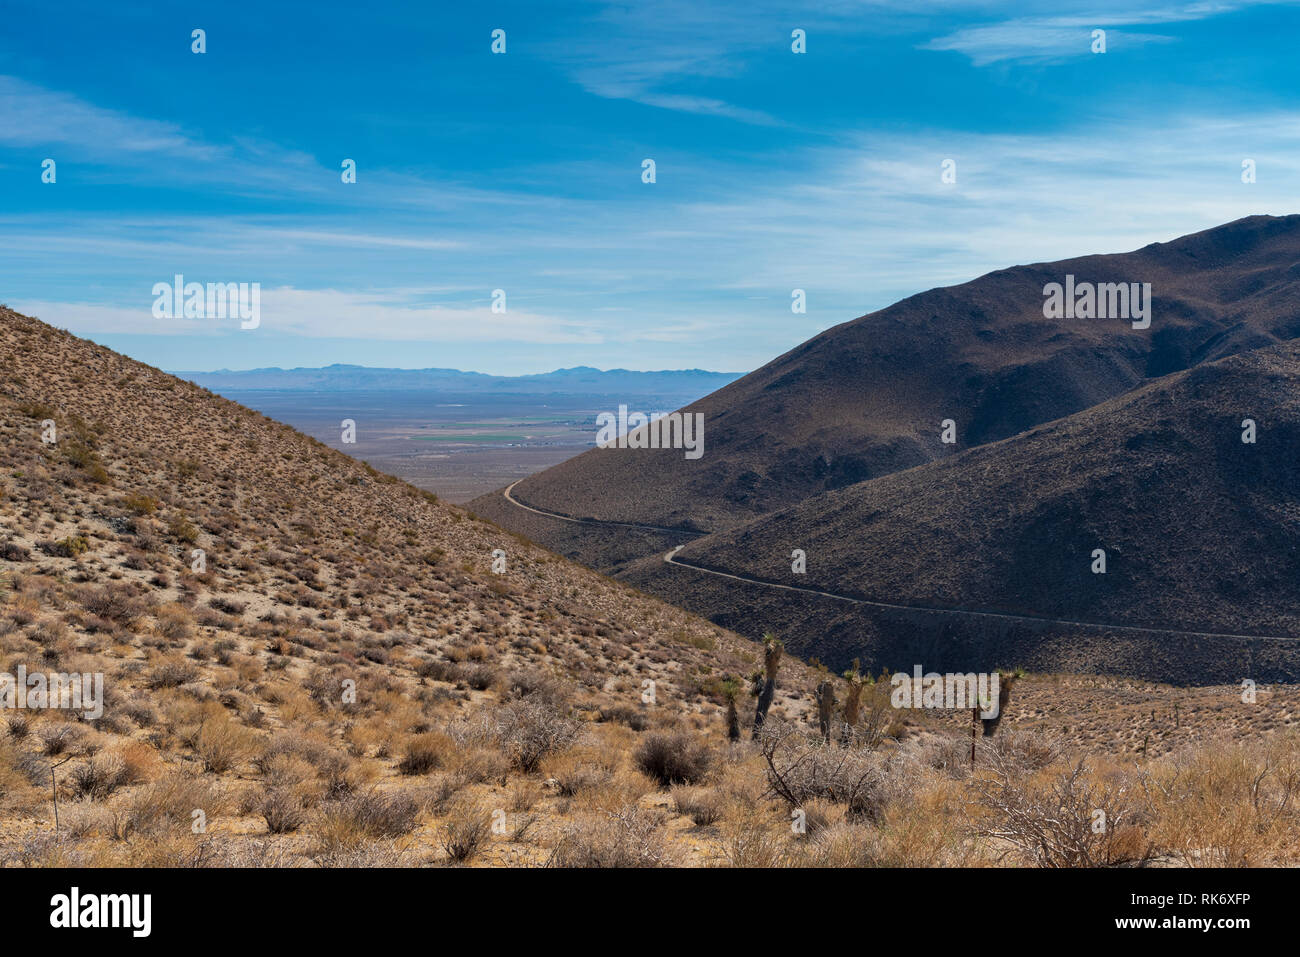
[980,670,1021,737]
[815,677,836,743]
[841,659,867,743]
[751,634,783,738]
[971,669,1023,766]
[720,674,742,742]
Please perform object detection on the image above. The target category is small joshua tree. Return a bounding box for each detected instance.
[720,674,742,742]
[840,659,868,745]
[980,670,1021,738]
[751,634,783,738]
[972,669,1023,766]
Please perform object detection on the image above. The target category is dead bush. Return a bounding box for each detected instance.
[313,790,421,852]
[635,730,714,787]
[39,723,88,757]
[440,796,493,863]
[77,584,145,625]
[193,717,261,773]
[494,699,582,772]
[120,773,220,839]
[971,756,1150,867]
[758,721,886,821]
[547,806,676,867]
[398,732,453,776]
[69,754,129,801]
[671,785,724,825]
[261,787,309,833]
[148,658,199,689]
[154,604,195,641]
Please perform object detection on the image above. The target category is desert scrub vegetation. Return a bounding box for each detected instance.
[969,749,1148,866]
[758,720,888,822]
[671,785,724,825]
[397,732,454,776]
[2,307,1299,868]
[1134,740,1300,866]
[439,795,493,863]
[635,729,714,787]
[490,699,583,772]
[310,790,421,864]
[547,806,679,868]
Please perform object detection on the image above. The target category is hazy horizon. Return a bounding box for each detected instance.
[164,361,747,376]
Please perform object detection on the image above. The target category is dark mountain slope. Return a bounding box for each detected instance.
[478,214,1300,534]
[672,340,1300,640]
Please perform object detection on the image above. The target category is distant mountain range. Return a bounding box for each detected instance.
[171,364,743,395]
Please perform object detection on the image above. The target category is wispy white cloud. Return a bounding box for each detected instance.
[922,2,1270,64]
[0,75,330,194]
[0,76,214,158]
[13,289,606,344]
[552,0,785,124]
[924,23,1173,65]
[258,229,466,251]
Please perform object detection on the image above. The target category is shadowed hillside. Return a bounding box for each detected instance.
[472,216,1300,682]
[477,214,1300,533]
[679,341,1300,634]
[649,342,1300,677]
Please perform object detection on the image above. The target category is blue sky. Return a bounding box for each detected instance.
[2,0,1299,375]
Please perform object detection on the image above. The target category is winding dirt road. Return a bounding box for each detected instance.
[502,482,1294,643]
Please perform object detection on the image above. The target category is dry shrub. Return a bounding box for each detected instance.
[716,801,791,867]
[60,800,113,840]
[261,787,309,833]
[671,785,724,825]
[440,796,493,863]
[912,733,976,778]
[78,584,144,625]
[502,669,570,707]
[507,777,544,812]
[154,604,194,641]
[5,833,90,867]
[69,753,129,801]
[971,754,1150,867]
[148,657,199,689]
[546,747,618,798]
[193,717,261,773]
[312,841,406,868]
[449,746,511,788]
[398,732,454,776]
[634,729,714,787]
[494,699,582,772]
[0,740,40,808]
[311,790,421,859]
[417,773,464,815]
[39,723,89,757]
[119,773,220,840]
[597,703,650,731]
[259,751,318,791]
[5,716,30,741]
[758,721,885,821]
[547,806,677,868]
[979,729,1061,773]
[1138,739,1300,867]
[462,663,498,691]
[794,796,846,836]
[118,742,163,784]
